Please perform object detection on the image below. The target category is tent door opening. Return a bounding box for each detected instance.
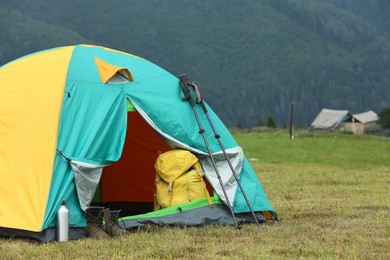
[91,111,171,216]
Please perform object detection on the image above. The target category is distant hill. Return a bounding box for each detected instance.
[1,0,389,128]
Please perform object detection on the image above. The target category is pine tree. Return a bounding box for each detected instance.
[267,115,277,128]
[378,107,390,129]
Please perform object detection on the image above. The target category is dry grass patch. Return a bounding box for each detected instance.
[0,131,389,259]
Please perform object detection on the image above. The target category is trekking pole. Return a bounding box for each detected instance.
[189,82,260,226]
[179,74,240,229]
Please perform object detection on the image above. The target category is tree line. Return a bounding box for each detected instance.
[1,0,389,128]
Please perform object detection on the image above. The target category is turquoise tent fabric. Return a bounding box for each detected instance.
[41,45,275,230]
[43,46,129,229]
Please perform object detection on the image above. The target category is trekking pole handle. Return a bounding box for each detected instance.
[190,83,202,104]
[191,83,209,115]
[180,74,197,107]
[179,74,190,101]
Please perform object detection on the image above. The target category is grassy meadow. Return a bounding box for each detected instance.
[1,131,389,259]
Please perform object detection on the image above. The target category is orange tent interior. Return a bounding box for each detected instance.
[95,111,213,216]
[99,111,171,215]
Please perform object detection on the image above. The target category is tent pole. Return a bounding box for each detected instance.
[179,75,240,229]
[186,79,260,226]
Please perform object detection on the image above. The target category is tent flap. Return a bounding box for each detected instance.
[70,161,108,211]
[94,56,134,83]
[198,147,244,206]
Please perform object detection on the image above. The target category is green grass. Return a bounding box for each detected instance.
[1,131,389,259]
[235,130,390,166]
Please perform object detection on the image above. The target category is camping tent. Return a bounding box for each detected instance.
[0,45,276,242]
[310,108,352,132]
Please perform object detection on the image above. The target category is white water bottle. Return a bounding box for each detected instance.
[57,200,69,242]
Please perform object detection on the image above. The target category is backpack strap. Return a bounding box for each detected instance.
[153,175,161,211]
[202,176,214,208]
[192,168,214,208]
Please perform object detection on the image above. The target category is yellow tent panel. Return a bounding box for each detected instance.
[0,46,74,231]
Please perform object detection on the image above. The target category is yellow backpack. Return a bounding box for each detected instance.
[154,150,213,210]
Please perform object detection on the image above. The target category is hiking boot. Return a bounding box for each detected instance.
[85,206,110,239]
[103,208,129,237]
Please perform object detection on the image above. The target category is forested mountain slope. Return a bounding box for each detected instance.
[1,0,389,127]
